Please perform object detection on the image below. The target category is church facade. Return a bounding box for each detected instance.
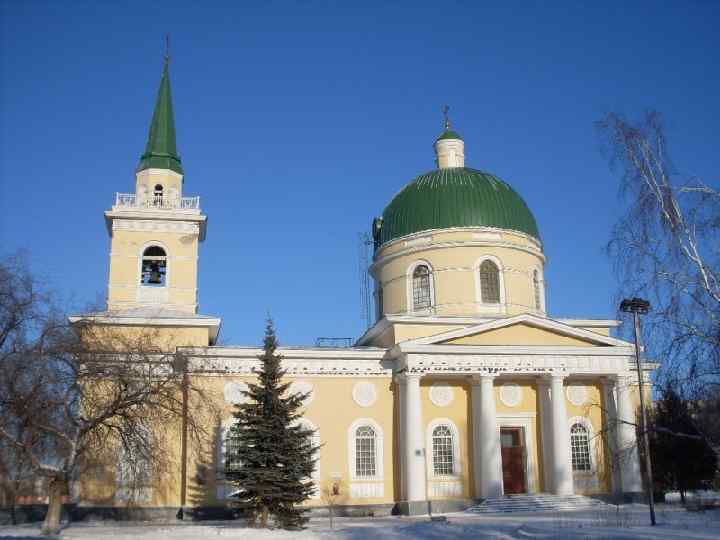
[72,61,652,516]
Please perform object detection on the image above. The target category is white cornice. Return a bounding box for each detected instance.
[355,314,622,347]
[394,344,635,356]
[68,314,222,344]
[375,226,543,257]
[182,346,387,361]
[402,313,631,348]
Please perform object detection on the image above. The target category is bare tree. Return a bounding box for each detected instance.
[597,111,720,399]
[0,253,212,534]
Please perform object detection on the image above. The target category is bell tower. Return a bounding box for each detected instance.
[104,57,207,315]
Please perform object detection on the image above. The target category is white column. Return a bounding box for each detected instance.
[550,374,573,495]
[616,375,643,493]
[400,373,426,502]
[472,375,502,498]
[600,377,622,496]
[537,378,554,493]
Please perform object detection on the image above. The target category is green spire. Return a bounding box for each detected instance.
[137,58,183,174]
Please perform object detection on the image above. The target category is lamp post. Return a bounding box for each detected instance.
[619,297,656,526]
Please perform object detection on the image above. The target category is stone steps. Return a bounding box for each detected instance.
[468,494,610,514]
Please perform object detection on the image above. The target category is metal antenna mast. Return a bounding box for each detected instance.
[358,232,373,329]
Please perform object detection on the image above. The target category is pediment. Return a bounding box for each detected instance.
[405,314,628,348]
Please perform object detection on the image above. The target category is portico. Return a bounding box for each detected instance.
[388,313,649,509]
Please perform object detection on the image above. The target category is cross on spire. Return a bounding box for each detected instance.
[442,105,451,131]
[165,34,171,66]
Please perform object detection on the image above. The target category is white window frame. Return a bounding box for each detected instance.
[116,427,153,503]
[137,240,171,288]
[473,255,506,314]
[406,260,436,314]
[216,419,242,500]
[348,418,384,482]
[426,418,461,479]
[568,416,597,473]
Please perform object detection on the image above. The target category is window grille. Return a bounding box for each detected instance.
[533,270,542,310]
[432,425,454,476]
[224,424,243,472]
[412,265,432,310]
[479,260,501,304]
[153,184,164,207]
[570,423,591,471]
[355,426,377,478]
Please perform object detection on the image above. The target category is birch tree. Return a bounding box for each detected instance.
[597,111,720,397]
[0,254,210,534]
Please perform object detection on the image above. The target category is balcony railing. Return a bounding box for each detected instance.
[114,193,200,210]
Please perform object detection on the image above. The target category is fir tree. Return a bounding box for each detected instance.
[225,319,318,529]
[648,387,718,503]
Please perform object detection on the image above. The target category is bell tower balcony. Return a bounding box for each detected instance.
[114,192,201,212]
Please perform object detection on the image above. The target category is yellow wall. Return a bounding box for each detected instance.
[444,323,602,347]
[372,228,546,318]
[108,228,199,313]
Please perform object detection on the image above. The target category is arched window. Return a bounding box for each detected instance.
[479,260,501,304]
[412,265,432,310]
[223,422,242,474]
[432,425,455,476]
[533,269,542,310]
[354,425,377,478]
[140,246,167,286]
[153,184,164,207]
[570,423,591,471]
[117,428,152,502]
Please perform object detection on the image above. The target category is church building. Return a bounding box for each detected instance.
[72,59,653,517]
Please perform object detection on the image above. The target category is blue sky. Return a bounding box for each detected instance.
[1,1,718,346]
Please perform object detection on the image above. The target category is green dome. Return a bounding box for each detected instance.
[437,130,463,141]
[377,167,540,246]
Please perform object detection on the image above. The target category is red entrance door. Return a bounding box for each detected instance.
[501,428,526,494]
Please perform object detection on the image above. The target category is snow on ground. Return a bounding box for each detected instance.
[2,504,720,540]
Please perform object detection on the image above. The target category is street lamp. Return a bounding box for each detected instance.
[619,297,656,526]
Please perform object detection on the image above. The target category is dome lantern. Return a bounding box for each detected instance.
[434,105,465,169]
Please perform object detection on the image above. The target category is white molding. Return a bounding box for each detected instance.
[426,418,462,479]
[568,416,600,491]
[566,384,589,407]
[473,254,507,314]
[112,219,200,234]
[288,380,314,405]
[406,259,436,314]
[531,266,546,314]
[224,381,250,405]
[352,382,378,407]
[496,415,537,493]
[296,418,321,499]
[499,383,523,407]
[348,418,385,482]
[429,383,454,407]
[400,352,634,377]
[404,313,631,347]
[349,482,384,499]
[356,315,622,346]
[372,226,544,270]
